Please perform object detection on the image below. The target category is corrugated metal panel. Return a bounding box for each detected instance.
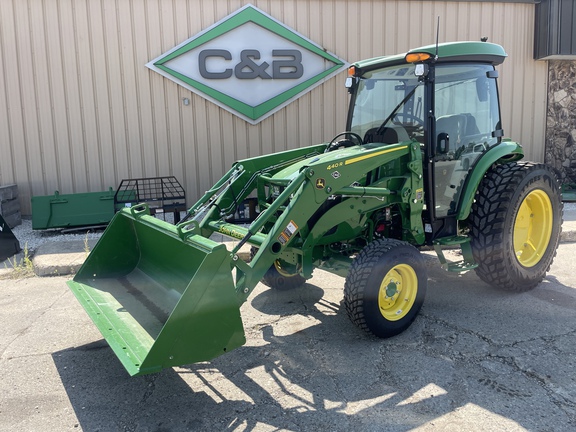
[0,0,547,214]
[535,0,576,59]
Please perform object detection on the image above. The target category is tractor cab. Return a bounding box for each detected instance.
[346,41,508,239]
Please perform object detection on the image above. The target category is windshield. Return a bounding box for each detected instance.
[349,64,425,144]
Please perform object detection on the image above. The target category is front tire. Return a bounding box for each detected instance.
[250,247,306,290]
[344,239,427,338]
[262,260,307,290]
[469,161,562,292]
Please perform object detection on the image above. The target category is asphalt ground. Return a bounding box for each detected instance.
[1,244,576,431]
[0,207,575,431]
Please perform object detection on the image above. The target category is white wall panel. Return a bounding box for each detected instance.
[0,0,546,214]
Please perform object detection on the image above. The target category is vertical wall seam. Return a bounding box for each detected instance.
[27,0,48,193]
[0,0,16,183]
[13,0,33,195]
[88,0,104,187]
[85,0,105,189]
[132,0,145,176]
[41,0,62,190]
[71,0,91,190]
[114,0,131,177]
[55,0,75,192]
[150,1,161,173]
[99,0,117,186]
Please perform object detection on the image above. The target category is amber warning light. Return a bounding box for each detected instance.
[405,52,432,63]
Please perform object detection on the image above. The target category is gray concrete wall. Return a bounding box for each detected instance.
[545,60,576,183]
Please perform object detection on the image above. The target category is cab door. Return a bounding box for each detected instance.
[433,64,502,217]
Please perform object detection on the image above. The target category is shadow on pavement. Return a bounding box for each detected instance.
[53,272,576,431]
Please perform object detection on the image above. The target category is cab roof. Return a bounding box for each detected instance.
[354,41,507,72]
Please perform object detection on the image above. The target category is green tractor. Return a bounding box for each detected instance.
[67,41,563,376]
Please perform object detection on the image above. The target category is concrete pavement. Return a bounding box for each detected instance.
[1,243,576,431]
[0,204,574,430]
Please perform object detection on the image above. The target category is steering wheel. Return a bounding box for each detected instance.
[325,132,364,153]
[392,113,424,126]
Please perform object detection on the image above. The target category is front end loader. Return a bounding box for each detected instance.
[67,41,562,376]
[0,214,21,262]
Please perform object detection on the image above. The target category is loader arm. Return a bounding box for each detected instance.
[212,140,425,302]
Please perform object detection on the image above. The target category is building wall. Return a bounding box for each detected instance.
[545,61,576,183]
[0,0,548,214]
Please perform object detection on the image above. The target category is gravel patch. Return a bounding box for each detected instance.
[8,211,189,255]
[10,219,105,254]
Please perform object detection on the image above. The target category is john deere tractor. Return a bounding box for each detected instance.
[68,41,562,376]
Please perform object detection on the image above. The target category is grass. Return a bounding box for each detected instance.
[1,243,35,279]
[84,233,91,256]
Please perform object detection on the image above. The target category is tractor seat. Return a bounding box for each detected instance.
[363,125,410,144]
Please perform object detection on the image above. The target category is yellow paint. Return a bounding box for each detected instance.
[513,189,553,268]
[378,263,418,321]
[345,146,408,166]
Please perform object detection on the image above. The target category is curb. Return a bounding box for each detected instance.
[30,239,252,278]
[32,239,99,277]
[561,231,576,243]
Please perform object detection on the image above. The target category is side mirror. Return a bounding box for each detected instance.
[437,132,449,153]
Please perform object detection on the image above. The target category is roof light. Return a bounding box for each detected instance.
[405,52,432,63]
[348,66,358,77]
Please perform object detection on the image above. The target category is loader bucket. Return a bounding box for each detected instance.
[0,214,21,262]
[67,206,245,376]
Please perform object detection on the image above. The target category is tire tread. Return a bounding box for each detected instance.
[469,161,562,292]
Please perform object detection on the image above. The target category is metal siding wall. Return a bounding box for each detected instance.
[0,0,547,214]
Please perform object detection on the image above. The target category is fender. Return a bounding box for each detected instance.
[457,140,524,220]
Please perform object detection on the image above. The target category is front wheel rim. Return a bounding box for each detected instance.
[513,189,553,268]
[273,260,300,278]
[378,264,418,321]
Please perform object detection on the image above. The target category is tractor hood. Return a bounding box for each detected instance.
[271,143,409,181]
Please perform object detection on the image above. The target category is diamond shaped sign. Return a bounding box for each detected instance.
[146,4,348,124]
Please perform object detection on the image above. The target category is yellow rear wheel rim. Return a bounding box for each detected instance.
[378,264,418,321]
[513,189,553,268]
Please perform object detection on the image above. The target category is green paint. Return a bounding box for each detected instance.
[156,6,343,66]
[456,141,524,220]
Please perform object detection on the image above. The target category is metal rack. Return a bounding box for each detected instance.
[114,176,186,223]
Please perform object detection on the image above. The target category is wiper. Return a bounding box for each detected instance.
[375,84,421,136]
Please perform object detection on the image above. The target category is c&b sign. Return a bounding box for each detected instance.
[146,4,348,124]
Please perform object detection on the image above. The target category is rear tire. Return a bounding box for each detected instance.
[469,161,562,292]
[344,239,427,338]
